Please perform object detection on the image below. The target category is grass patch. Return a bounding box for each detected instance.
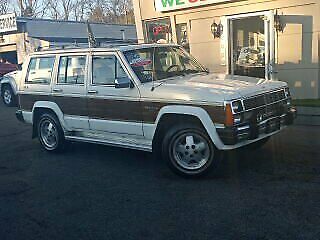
[292,99,320,107]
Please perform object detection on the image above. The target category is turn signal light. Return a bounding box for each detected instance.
[225,103,234,127]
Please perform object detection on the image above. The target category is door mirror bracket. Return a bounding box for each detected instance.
[115,77,133,89]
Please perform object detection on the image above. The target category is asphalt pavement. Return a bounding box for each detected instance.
[0,103,319,240]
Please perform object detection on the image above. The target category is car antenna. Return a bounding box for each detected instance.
[86,21,97,49]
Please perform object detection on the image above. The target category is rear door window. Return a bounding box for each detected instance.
[57,56,86,84]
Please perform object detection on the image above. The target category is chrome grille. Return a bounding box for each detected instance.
[243,89,286,110]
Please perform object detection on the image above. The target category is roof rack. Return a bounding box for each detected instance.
[35,42,88,52]
[35,40,138,52]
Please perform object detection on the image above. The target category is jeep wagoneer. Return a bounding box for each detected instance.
[15,44,296,177]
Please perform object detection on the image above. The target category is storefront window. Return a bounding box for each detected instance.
[176,23,190,52]
[230,16,266,78]
[144,18,172,43]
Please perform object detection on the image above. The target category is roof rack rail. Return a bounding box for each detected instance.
[34,40,138,52]
[35,43,89,52]
[99,40,138,48]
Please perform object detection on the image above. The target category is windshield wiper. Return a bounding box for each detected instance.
[183,69,208,74]
[150,76,178,91]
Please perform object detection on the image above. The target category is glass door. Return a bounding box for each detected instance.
[229,12,274,80]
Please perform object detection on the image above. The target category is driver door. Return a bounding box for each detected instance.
[87,52,143,136]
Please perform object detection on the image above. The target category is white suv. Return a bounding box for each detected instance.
[1,70,21,106]
[15,44,296,177]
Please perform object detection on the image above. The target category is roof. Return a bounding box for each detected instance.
[16,17,137,42]
[30,43,179,56]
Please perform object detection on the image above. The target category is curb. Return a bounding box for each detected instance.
[295,107,320,126]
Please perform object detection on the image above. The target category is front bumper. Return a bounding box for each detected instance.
[16,110,25,123]
[217,107,297,145]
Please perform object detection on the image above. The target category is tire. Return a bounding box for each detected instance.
[247,137,270,150]
[1,85,16,107]
[161,124,220,177]
[37,113,66,152]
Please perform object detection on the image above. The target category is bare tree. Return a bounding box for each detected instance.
[15,0,44,17]
[95,0,134,24]
[60,0,74,20]
[73,0,88,21]
[0,0,9,15]
[9,0,135,23]
[45,0,59,19]
[45,0,89,21]
[88,5,106,23]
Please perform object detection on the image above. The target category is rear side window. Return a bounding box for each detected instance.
[57,55,86,84]
[92,55,127,85]
[25,57,55,84]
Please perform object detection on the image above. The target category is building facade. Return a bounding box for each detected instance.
[133,0,320,99]
[0,13,137,66]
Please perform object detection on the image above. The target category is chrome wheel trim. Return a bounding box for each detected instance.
[39,119,58,149]
[3,89,12,104]
[172,133,211,171]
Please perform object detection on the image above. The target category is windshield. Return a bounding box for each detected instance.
[123,46,207,83]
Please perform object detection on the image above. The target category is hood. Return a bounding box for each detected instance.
[4,70,20,78]
[1,71,22,90]
[0,63,17,76]
[140,73,287,103]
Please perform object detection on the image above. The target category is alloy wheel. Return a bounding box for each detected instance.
[39,119,59,150]
[3,89,12,105]
[172,133,211,171]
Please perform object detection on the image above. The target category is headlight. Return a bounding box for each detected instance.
[231,100,244,113]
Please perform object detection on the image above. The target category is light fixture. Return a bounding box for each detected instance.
[211,20,223,39]
[274,10,285,33]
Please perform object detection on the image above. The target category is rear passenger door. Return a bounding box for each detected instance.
[87,52,143,136]
[52,54,89,130]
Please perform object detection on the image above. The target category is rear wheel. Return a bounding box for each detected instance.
[37,113,65,152]
[162,124,220,177]
[1,85,16,107]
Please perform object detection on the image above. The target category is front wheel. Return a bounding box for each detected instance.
[37,113,65,152]
[162,124,220,177]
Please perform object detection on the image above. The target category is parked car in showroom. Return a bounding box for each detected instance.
[0,70,21,107]
[15,44,296,177]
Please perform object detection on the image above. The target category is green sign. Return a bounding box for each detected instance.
[155,0,232,12]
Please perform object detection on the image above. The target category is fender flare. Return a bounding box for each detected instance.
[152,105,225,150]
[32,101,71,131]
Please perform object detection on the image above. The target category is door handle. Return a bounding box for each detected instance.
[53,88,63,93]
[88,90,98,94]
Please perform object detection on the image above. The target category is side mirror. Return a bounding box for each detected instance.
[115,77,133,89]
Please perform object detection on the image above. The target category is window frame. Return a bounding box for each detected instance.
[56,54,88,86]
[25,56,56,85]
